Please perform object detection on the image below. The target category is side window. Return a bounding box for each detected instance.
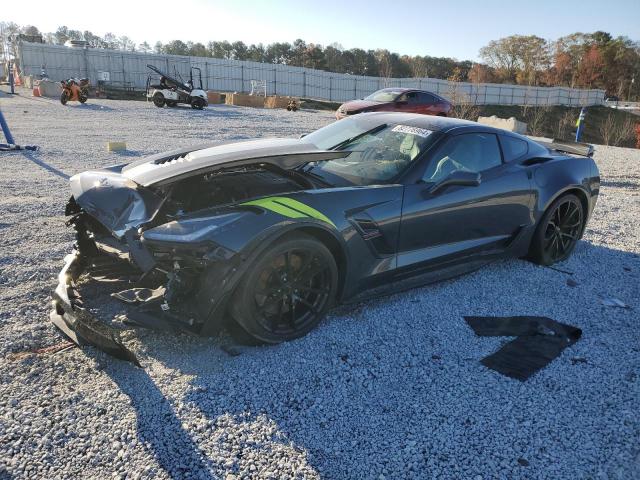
[499,135,529,162]
[406,92,419,104]
[423,133,502,182]
[418,92,436,104]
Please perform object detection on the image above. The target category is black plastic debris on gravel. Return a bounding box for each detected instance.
[464,316,582,381]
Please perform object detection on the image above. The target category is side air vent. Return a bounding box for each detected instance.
[355,218,383,240]
[350,215,393,255]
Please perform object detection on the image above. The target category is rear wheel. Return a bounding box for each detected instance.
[529,194,584,265]
[79,94,88,103]
[230,233,338,344]
[60,91,68,105]
[153,93,165,107]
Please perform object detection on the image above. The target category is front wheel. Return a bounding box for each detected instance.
[229,233,338,344]
[60,91,68,105]
[152,93,165,107]
[191,98,205,110]
[529,194,584,265]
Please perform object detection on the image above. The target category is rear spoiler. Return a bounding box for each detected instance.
[544,139,594,158]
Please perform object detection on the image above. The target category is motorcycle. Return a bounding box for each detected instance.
[60,78,90,105]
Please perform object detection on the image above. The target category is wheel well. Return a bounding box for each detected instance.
[296,226,347,299]
[564,188,589,218]
[540,188,589,240]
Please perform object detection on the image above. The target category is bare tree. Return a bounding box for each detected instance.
[375,49,393,86]
[411,56,427,78]
[446,68,480,121]
[555,110,576,140]
[526,106,551,136]
[600,113,637,146]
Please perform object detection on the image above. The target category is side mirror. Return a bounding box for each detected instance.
[427,171,481,194]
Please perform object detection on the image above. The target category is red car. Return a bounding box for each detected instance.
[336,88,452,120]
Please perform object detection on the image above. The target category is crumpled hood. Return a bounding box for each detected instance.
[70,138,350,238]
[70,169,163,239]
[121,137,349,187]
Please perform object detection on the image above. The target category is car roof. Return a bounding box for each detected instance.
[352,112,477,132]
[352,112,538,143]
[375,87,441,95]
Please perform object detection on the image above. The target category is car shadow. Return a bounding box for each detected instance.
[92,239,638,477]
[100,360,217,479]
[0,465,13,480]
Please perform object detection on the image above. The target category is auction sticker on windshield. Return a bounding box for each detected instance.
[391,125,434,138]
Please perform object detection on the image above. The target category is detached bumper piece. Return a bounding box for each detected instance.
[464,316,582,381]
[50,251,141,367]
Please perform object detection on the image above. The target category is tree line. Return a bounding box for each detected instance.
[2,22,639,99]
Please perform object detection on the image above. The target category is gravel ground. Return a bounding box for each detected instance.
[0,89,639,480]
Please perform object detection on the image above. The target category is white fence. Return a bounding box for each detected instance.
[18,42,605,106]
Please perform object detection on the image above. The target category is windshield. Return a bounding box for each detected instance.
[303,118,435,185]
[364,89,404,102]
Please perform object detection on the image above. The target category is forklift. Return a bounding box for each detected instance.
[145,64,208,110]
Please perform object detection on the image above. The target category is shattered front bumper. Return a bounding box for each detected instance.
[50,251,141,366]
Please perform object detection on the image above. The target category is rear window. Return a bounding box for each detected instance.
[417,92,436,103]
[500,135,528,162]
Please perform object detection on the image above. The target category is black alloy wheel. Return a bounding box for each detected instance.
[530,194,584,265]
[230,234,337,343]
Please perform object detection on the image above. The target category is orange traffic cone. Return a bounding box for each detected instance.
[13,64,22,86]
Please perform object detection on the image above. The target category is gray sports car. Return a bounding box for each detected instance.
[51,113,599,363]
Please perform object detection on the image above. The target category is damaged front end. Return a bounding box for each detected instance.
[50,140,347,364]
[50,178,282,365]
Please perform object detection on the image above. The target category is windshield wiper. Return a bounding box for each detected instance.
[330,124,387,151]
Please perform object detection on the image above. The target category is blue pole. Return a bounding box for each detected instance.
[8,62,14,95]
[0,108,16,145]
[575,107,586,142]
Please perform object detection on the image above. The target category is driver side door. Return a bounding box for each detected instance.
[397,132,534,272]
[394,91,419,113]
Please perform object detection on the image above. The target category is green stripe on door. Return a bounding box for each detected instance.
[240,196,336,228]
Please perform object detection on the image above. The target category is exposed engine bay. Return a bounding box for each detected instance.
[157,165,312,218]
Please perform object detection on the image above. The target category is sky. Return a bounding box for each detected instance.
[5,0,640,61]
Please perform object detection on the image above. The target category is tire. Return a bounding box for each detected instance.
[229,233,338,344]
[153,93,165,108]
[79,94,88,104]
[60,91,68,105]
[528,194,584,266]
[191,98,205,110]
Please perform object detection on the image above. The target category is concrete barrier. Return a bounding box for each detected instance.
[477,115,528,134]
[225,93,265,108]
[206,91,225,104]
[264,95,298,109]
[36,80,62,98]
